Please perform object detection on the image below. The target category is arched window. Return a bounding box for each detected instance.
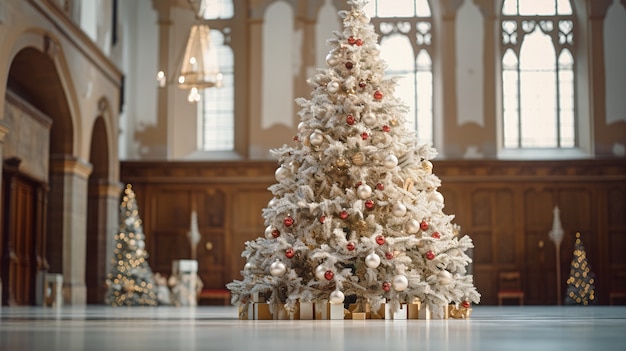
[199,0,235,151]
[501,0,575,149]
[364,0,434,146]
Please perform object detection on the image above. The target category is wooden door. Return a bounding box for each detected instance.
[1,173,39,305]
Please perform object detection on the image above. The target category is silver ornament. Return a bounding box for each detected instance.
[275,166,290,181]
[244,262,255,271]
[329,290,345,304]
[315,265,327,280]
[270,260,286,277]
[437,270,453,285]
[383,154,398,169]
[297,121,306,132]
[362,111,376,126]
[405,219,420,233]
[264,225,274,239]
[392,275,409,291]
[325,53,339,67]
[356,184,372,199]
[392,202,407,217]
[365,252,381,268]
[327,81,340,93]
[309,131,324,146]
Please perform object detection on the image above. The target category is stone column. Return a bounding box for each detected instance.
[48,155,92,305]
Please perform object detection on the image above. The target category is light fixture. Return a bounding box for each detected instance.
[157,0,222,103]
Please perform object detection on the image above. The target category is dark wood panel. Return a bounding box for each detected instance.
[120,158,626,305]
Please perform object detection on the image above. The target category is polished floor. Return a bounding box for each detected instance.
[0,305,625,351]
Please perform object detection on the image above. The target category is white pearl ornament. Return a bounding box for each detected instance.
[309,131,324,146]
[392,275,409,291]
[437,270,453,285]
[329,290,345,304]
[383,154,398,169]
[356,184,372,199]
[362,111,376,126]
[264,226,274,239]
[325,53,339,67]
[392,203,407,217]
[315,265,327,280]
[365,252,381,268]
[275,166,290,181]
[405,219,420,233]
[327,81,340,93]
[270,260,286,277]
[429,191,444,205]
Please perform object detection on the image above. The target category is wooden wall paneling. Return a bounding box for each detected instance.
[494,188,515,264]
[606,185,626,302]
[195,188,228,289]
[229,188,273,281]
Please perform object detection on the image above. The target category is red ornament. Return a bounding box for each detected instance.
[420,220,429,231]
[272,229,280,238]
[346,114,355,125]
[365,199,375,209]
[431,232,441,239]
[356,38,363,46]
[284,216,294,227]
[285,248,295,259]
[376,235,385,245]
[426,250,435,260]
[346,242,356,251]
[345,62,354,69]
[376,183,384,191]
[382,282,391,292]
[382,125,390,132]
[374,90,383,100]
[293,135,299,141]
[348,36,356,45]
[462,301,471,308]
[361,132,369,140]
[324,270,334,280]
[340,211,349,220]
[385,252,394,260]
[359,80,367,88]
[355,181,362,188]
[319,215,326,223]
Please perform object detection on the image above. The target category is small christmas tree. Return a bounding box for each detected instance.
[564,232,596,305]
[105,184,158,306]
[227,0,480,318]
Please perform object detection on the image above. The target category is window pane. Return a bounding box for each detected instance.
[377,0,414,17]
[502,50,520,148]
[502,0,518,16]
[520,27,557,147]
[200,30,234,150]
[201,0,234,19]
[559,50,575,147]
[519,0,556,16]
[556,0,573,15]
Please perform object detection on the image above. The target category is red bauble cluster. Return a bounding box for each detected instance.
[359,80,367,88]
[284,216,294,227]
[420,220,429,231]
[361,132,369,140]
[285,248,295,259]
[319,215,326,223]
[365,199,375,209]
[340,211,349,220]
[374,90,383,100]
[432,232,441,239]
[345,62,354,69]
[385,252,394,260]
[376,235,385,245]
[347,36,363,46]
[346,114,355,125]
[324,270,334,280]
[272,229,280,238]
[382,282,391,292]
[346,242,356,251]
[426,250,435,260]
[382,125,390,132]
[462,301,471,308]
[376,183,384,191]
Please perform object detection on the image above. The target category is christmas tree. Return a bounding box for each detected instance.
[105,184,158,306]
[564,232,596,305]
[227,0,480,318]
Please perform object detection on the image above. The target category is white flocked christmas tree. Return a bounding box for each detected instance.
[227,0,480,319]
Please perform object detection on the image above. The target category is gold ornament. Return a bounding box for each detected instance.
[352,152,365,165]
[390,118,398,126]
[422,160,433,174]
[336,157,347,167]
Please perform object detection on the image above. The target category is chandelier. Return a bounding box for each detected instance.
[157,0,222,103]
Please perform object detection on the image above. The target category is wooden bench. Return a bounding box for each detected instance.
[198,289,231,305]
